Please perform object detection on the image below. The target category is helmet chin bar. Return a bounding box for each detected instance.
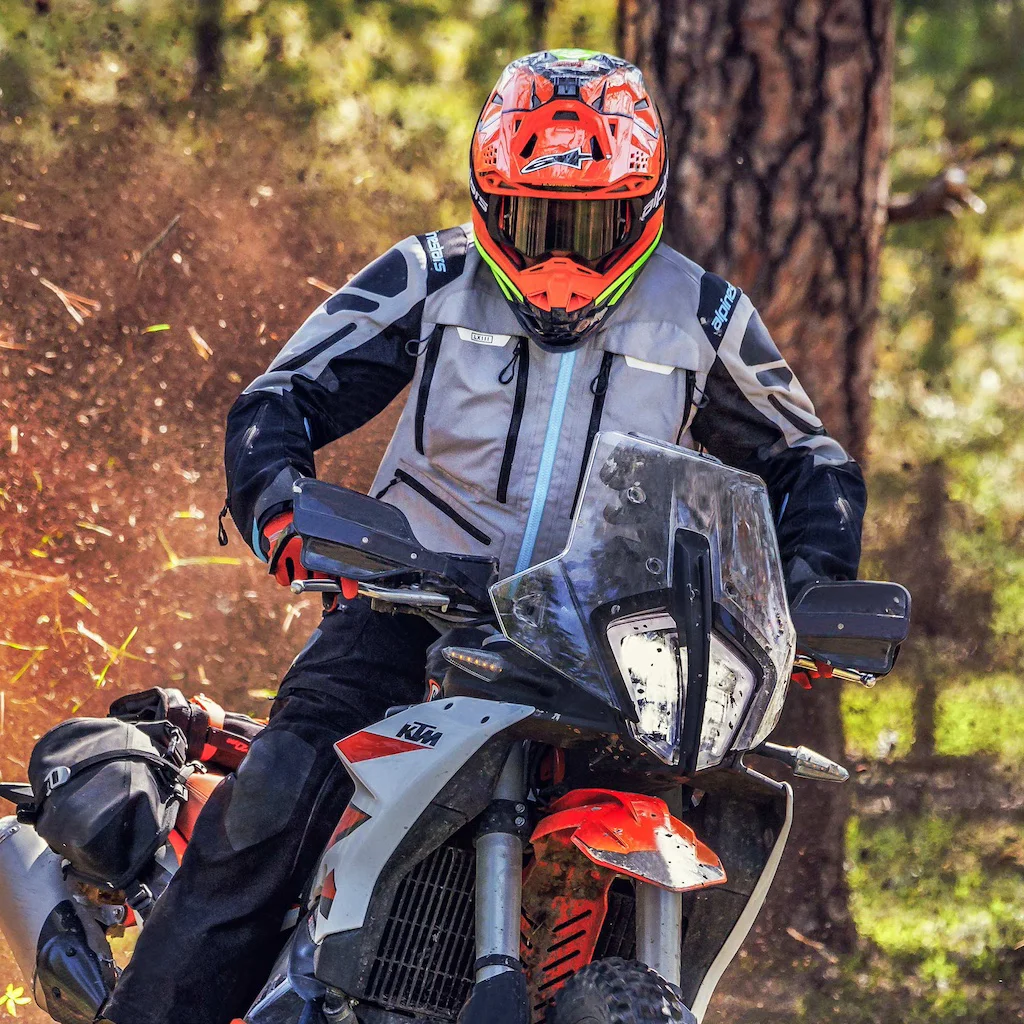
[508,297,613,351]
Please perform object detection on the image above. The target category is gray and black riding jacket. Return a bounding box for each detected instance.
[225,225,866,596]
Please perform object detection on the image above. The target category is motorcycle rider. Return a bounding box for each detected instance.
[104,50,865,1024]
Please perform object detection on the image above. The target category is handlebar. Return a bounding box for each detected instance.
[290,577,454,612]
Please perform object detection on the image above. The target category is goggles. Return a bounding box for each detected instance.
[497,196,638,271]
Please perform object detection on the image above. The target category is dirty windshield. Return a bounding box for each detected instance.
[489,432,796,712]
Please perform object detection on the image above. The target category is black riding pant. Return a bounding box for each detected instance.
[104,600,437,1024]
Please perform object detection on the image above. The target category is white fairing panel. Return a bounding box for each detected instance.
[313,697,534,942]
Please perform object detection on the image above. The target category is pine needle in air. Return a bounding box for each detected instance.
[68,589,99,616]
[157,529,240,570]
[77,521,113,537]
[39,278,100,325]
[9,649,44,685]
[306,277,338,295]
[0,212,41,230]
[77,622,144,687]
[187,326,213,361]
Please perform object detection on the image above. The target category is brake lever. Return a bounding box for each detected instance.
[289,578,452,612]
[290,580,343,594]
[792,655,875,688]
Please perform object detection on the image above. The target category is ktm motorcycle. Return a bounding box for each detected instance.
[0,431,910,1024]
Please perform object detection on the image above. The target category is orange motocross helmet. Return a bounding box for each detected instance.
[471,50,667,349]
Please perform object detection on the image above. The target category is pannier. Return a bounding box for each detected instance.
[19,688,264,902]
[24,717,193,896]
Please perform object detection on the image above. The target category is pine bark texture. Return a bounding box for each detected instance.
[621,0,894,952]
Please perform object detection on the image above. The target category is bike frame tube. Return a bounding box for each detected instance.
[475,743,526,982]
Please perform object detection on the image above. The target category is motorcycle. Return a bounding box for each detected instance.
[0,431,910,1024]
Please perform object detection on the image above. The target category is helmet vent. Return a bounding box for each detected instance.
[519,134,538,159]
[634,98,650,110]
[628,150,650,172]
[481,144,498,167]
[590,137,605,161]
[552,110,579,121]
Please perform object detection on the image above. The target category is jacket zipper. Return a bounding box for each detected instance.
[570,351,615,515]
[497,339,530,504]
[376,468,491,546]
[675,369,696,444]
[515,349,577,573]
[413,325,444,455]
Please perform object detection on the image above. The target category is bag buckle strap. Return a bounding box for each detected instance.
[44,765,71,797]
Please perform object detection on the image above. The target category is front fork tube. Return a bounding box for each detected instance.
[474,742,527,983]
[475,754,683,991]
[635,881,683,987]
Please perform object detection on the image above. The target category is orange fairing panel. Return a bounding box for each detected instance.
[177,768,228,841]
[533,789,727,893]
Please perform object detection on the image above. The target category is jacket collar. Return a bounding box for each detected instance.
[428,229,525,337]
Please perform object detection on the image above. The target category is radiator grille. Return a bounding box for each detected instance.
[594,885,636,961]
[366,843,477,1019]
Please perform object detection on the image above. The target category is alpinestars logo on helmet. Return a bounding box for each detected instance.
[521,148,595,174]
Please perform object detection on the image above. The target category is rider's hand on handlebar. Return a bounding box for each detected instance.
[264,511,316,588]
[792,658,833,690]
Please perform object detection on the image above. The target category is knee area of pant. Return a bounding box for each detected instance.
[223,728,318,852]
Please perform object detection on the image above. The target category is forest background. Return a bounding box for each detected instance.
[1,0,1023,1020]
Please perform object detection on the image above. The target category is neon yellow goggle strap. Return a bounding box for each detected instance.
[476,223,663,308]
[548,48,601,61]
[474,237,524,302]
[596,223,664,306]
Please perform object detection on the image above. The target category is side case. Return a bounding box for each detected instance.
[0,817,116,1024]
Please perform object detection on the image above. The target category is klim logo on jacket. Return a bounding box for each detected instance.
[396,721,443,747]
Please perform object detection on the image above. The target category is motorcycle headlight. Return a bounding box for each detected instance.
[606,612,685,765]
[696,636,756,770]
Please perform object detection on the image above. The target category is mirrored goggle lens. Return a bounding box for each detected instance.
[501,197,631,265]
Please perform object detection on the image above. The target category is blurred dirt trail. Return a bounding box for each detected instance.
[0,121,408,1016]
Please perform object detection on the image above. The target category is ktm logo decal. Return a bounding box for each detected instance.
[522,148,594,174]
[395,720,443,747]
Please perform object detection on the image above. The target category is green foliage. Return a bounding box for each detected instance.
[0,0,616,216]
[848,813,1024,988]
[935,673,1024,762]
[842,680,916,760]
[872,1,1024,681]
[843,673,1024,765]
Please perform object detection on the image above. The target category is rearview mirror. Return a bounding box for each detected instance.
[790,581,911,677]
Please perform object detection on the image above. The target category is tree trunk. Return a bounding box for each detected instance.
[193,0,224,96]
[621,0,894,952]
[909,227,958,760]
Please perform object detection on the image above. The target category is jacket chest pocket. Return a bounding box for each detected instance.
[411,324,528,503]
[590,330,701,454]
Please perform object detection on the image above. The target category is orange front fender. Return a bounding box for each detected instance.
[531,788,727,893]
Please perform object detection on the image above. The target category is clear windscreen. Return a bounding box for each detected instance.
[489,432,796,757]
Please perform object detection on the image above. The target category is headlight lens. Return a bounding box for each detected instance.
[606,612,685,765]
[697,636,756,770]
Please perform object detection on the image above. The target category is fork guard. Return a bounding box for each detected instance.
[531,789,727,893]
